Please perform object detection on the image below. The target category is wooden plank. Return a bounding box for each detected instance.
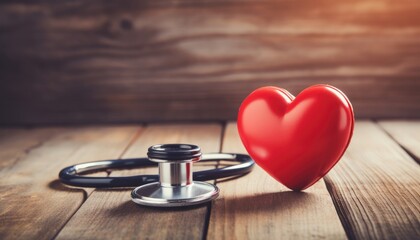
[0,126,140,240]
[324,121,420,239]
[207,122,347,239]
[378,120,420,163]
[56,123,222,240]
[0,128,59,172]
[1,0,420,125]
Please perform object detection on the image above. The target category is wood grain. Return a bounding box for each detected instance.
[324,121,420,239]
[207,122,347,239]
[1,0,420,125]
[0,128,58,172]
[378,120,420,163]
[0,126,140,240]
[55,124,222,240]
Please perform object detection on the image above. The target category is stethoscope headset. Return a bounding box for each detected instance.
[59,144,254,207]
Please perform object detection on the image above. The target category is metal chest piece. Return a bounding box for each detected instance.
[131,144,219,207]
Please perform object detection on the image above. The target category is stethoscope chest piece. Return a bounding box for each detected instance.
[131,144,219,207]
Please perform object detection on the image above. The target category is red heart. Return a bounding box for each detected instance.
[237,85,354,191]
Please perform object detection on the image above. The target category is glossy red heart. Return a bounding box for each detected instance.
[238,85,354,191]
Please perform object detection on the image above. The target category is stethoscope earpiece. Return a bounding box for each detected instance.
[131,144,219,207]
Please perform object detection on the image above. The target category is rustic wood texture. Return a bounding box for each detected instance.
[0,128,58,172]
[56,124,222,240]
[1,0,420,125]
[0,126,139,240]
[324,121,420,240]
[208,122,347,239]
[1,120,419,239]
[379,120,420,163]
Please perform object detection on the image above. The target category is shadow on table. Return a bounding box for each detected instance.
[48,179,85,192]
[106,198,209,217]
[102,189,312,217]
[216,191,314,213]
[48,179,89,200]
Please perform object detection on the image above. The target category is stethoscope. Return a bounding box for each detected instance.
[59,144,254,207]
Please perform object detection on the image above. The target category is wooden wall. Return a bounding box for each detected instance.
[0,0,419,125]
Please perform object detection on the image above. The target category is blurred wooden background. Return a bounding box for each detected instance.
[0,0,419,125]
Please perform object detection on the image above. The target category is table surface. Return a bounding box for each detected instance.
[0,120,419,240]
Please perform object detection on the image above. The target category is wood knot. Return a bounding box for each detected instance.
[120,19,133,30]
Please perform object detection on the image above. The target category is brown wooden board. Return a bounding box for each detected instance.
[0,128,58,172]
[0,126,139,240]
[55,124,222,240]
[378,120,420,163]
[1,0,420,125]
[207,122,347,239]
[324,121,420,239]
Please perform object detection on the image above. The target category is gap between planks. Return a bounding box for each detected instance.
[1,120,419,240]
[207,122,347,240]
[378,120,420,163]
[324,121,420,240]
[55,123,223,240]
[0,126,141,240]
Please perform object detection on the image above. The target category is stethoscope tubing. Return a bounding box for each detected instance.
[59,153,254,188]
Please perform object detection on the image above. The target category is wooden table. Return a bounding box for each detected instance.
[0,120,419,239]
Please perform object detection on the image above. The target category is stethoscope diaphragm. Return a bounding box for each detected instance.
[132,144,219,207]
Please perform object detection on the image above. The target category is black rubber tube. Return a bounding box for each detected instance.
[58,153,254,188]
